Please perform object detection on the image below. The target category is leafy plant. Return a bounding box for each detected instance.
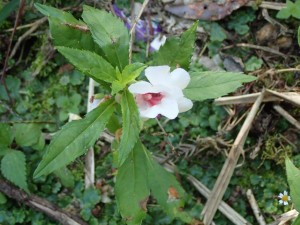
[286,157,300,224]
[277,0,300,19]
[227,8,256,35]
[245,56,263,72]
[0,3,257,224]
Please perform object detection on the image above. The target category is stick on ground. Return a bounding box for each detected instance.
[0,179,87,225]
[246,189,266,225]
[188,175,251,225]
[202,89,266,225]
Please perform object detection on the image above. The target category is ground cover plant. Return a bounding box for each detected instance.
[0,0,300,224]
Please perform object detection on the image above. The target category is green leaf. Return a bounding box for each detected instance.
[152,21,198,70]
[298,26,300,47]
[0,192,7,205]
[184,71,256,101]
[0,124,14,147]
[34,100,115,178]
[13,124,41,147]
[276,8,291,19]
[245,56,263,72]
[291,4,300,19]
[115,141,150,225]
[0,0,19,24]
[1,150,28,192]
[57,47,116,83]
[53,167,75,188]
[121,63,146,83]
[146,151,192,223]
[35,3,79,23]
[35,3,100,52]
[82,5,129,70]
[286,157,300,212]
[112,63,146,95]
[293,215,300,225]
[118,90,141,166]
[210,23,227,42]
[31,133,45,151]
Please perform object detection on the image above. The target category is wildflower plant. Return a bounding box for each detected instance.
[32,3,256,224]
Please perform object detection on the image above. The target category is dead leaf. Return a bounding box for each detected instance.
[139,197,149,211]
[168,186,180,201]
[165,0,250,21]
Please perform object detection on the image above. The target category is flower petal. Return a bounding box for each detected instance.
[140,105,161,119]
[278,193,283,198]
[89,99,101,111]
[128,81,159,94]
[145,66,172,87]
[284,191,288,195]
[150,35,167,51]
[284,201,288,205]
[158,97,179,119]
[279,200,283,204]
[288,196,291,201]
[170,68,191,89]
[177,97,193,113]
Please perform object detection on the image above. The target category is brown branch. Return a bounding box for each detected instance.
[1,0,26,104]
[0,179,87,225]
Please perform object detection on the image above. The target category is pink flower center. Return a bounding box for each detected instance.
[137,92,164,107]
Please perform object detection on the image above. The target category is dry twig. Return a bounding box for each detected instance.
[266,89,300,107]
[268,209,299,225]
[9,18,47,59]
[188,176,251,225]
[85,79,95,189]
[129,0,150,64]
[222,43,288,58]
[247,1,286,10]
[0,179,87,225]
[273,105,300,130]
[214,92,299,106]
[1,0,26,104]
[202,89,266,225]
[246,189,266,225]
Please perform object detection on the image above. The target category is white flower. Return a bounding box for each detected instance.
[150,35,167,51]
[128,65,193,119]
[278,190,291,205]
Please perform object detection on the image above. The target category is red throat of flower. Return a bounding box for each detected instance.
[142,92,163,106]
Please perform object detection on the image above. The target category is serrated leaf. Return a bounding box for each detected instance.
[57,47,116,83]
[121,63,146,83]
[54,166,75,188]
[112,63,146,95]
[184,71,256,101]
[1,150,28,192]
[34,100,115,178]
[152,21,198,70]
[13,124,41,147]
[115,141,150,225]
[286,157,300,212]
[0,123,14,147]
[118,91,140,166]
[146,150,192,223]
[35,3,100,53]
[82,5,129,70]
[35,3,79,23]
